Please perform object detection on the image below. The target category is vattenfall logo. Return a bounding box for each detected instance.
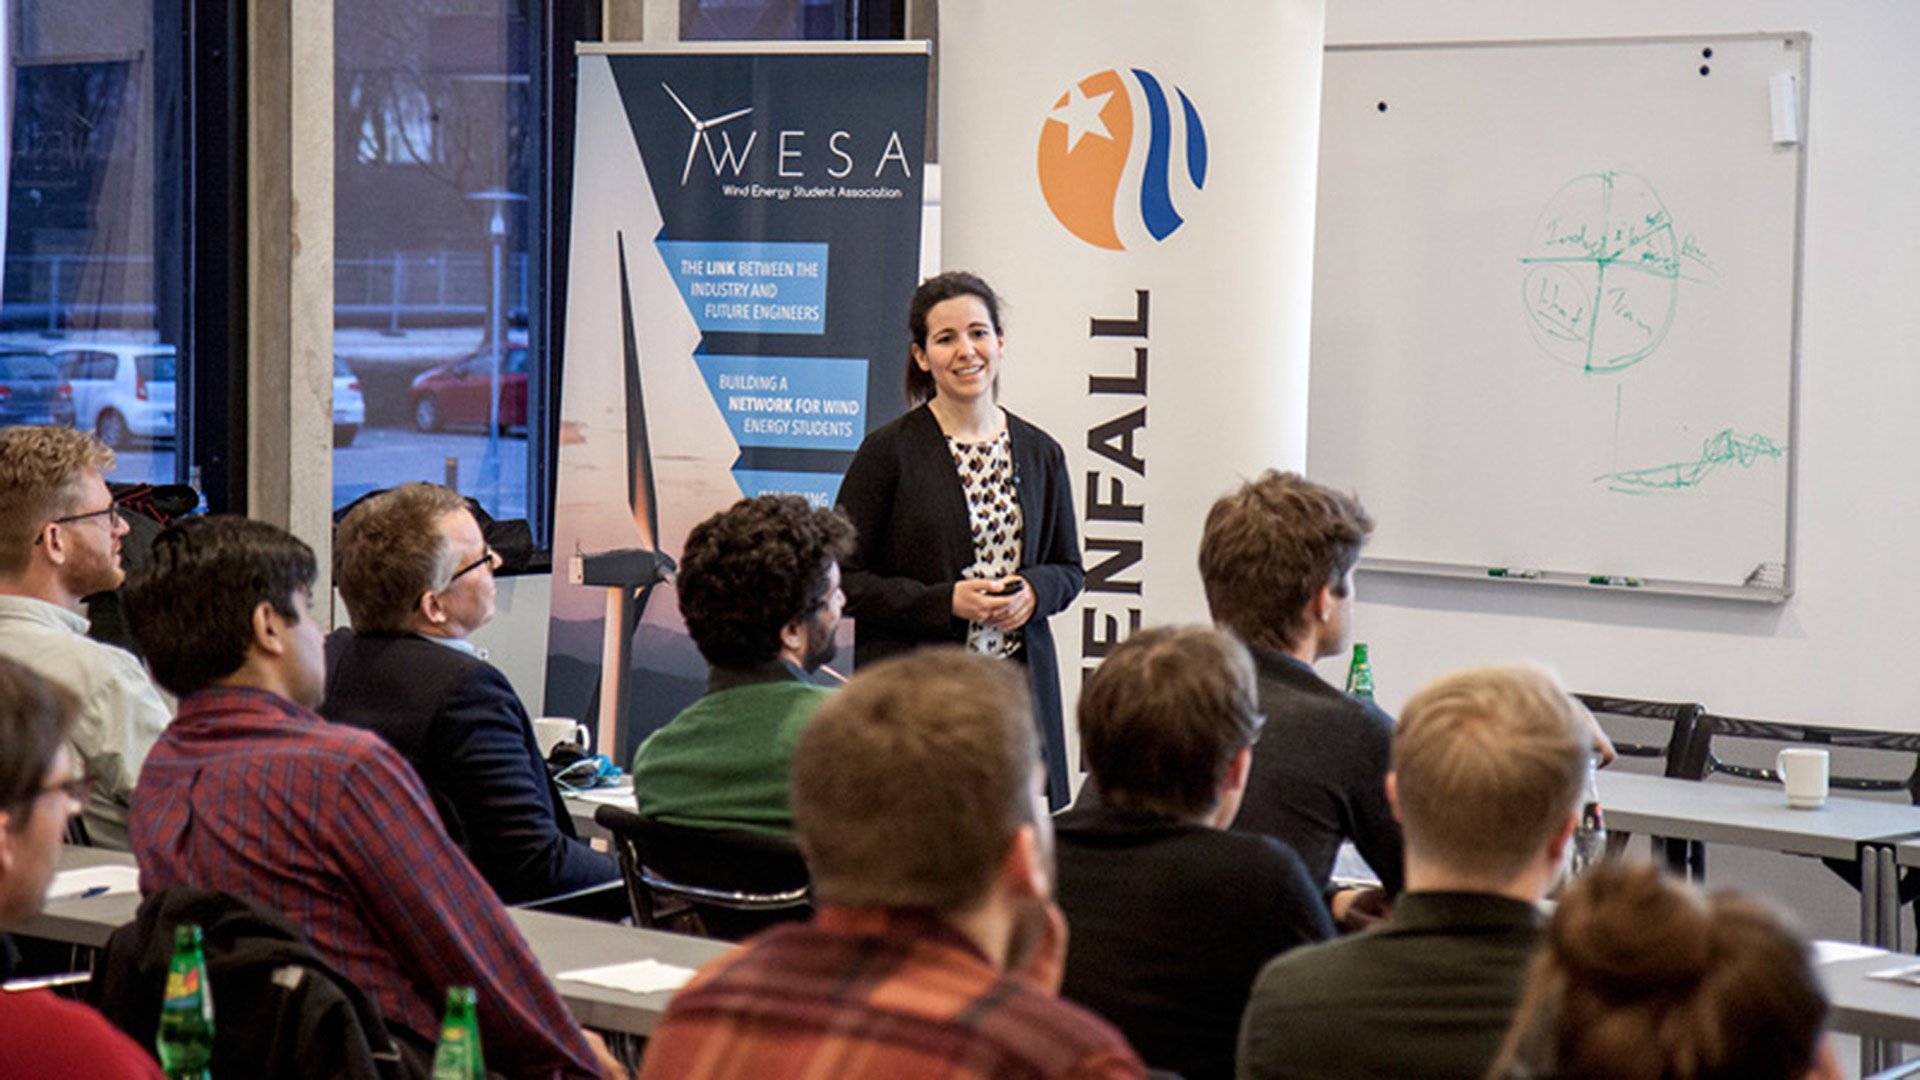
[1037,69,1207,251]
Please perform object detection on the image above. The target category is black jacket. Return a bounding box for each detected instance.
[321,630,618,904]
[91,887,423,1080]
[838,405,1083,807]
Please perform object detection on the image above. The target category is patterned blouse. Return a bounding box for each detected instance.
[947,428,1024,657]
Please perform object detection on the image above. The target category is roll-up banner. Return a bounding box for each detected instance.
[545,43,927,759]
[939,1,1326,723]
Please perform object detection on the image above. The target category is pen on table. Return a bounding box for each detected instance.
[1487,567,1541,580]
[3,971,93,993]
[1588,575,1643,588]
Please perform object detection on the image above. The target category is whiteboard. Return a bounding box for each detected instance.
[1308,35,1807,601]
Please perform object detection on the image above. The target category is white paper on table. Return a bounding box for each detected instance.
[558,959,696,994]
[1813,939,1888,966]
[46,866,140,900]
[1868,963,1920,986]
[571,784,638,805]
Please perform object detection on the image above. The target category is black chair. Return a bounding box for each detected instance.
[1682,711,1920,941]
[1574,693,1704,874]
[593,804,812,941]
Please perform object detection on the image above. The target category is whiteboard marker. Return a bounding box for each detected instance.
[1488,567,1541,579]
[1587,575,1642,588]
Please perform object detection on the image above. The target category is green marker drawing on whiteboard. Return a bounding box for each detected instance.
[1595,429,1784,494]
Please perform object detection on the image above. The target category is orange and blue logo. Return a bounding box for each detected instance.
[1038,69,1207,251]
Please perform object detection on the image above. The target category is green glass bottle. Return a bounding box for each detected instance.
[1344,642,1375,701]
[156,923,214,1080]
[431,986,486,1080]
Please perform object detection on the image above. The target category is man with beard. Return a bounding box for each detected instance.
[323,482,619,908]
[630,494,855,836]
[0,425,171,848]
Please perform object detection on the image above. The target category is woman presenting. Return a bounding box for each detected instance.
[838,272,1083,808]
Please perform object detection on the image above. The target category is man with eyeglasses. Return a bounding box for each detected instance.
[630,494,854,837]
[0,655,165,1077]
[0,424,171,849]
[322,482,618,911]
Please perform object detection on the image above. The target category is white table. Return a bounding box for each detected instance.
[18,846,726,1037]
[1598,771,1920,947]
[563,784,635,842]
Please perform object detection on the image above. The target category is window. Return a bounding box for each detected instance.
[333,0,542,533]
[2,0,198,490]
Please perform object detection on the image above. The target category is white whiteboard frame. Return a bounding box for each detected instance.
[1321,33,1809,605]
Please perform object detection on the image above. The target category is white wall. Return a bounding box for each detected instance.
[1324,2,1920,731]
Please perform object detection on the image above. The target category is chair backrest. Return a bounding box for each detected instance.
[593,803,812,939]
[1686,712,1920,802]
[1573,693,1705,778]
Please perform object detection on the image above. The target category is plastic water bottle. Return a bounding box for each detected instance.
[156,924,214,1079]
[431,986,486,1080]
[1344,643,1375,700]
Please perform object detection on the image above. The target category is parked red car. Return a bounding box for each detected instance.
[408,346,528,433]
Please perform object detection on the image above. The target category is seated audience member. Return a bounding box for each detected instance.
[322,482,618,905]
[123,516,625,1079]
[630,494,853,835]
[637,648,1145,1080]
[1196,470,1403,919]
[0,656,165,1078]
[1055,625,1332,1080]
[1237,664,1589,1080]
[0,425,172,848]
[1489,860,1841,1080]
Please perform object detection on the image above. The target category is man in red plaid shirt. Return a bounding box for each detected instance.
[637,647,1145,1080]
[123,516,627,1079]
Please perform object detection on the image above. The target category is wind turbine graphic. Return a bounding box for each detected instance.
[662,83,754,185]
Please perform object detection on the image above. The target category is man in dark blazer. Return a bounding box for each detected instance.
[322,483,618,910]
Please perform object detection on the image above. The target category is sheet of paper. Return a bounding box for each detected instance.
[558,958,696,995]
[1813,939,1888,966]
[572,784,637,805]
[1868,963,1920,986]
[46,865,140,901]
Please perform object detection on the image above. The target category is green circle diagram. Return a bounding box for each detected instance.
[1521,172,1680,374]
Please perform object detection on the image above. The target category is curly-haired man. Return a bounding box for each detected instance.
[631,494,855,836]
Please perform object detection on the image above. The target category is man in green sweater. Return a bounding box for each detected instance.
[631,494,854,835]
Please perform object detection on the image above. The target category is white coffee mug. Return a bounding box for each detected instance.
[534,717,590,758]
[1776,747,1830,809]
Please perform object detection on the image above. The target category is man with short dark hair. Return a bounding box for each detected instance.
[637,648,1146,1080]
[1055,626,1331,1080]
[0,424,171,847]
[1237,665,1591,1080]
[0,655,165,1077]
[322,482,617,906]
[630,494,854,835]
[124,516,620,1079]
[1197,470,1403,918]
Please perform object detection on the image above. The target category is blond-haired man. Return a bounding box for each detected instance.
[1236,665,1591,1080]
[0,425,170,848]
[639,649,1145,1080]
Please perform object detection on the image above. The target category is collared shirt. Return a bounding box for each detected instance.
[423,633,490,662]
[0,593,173,849]
[129,686,600,1080]
[637,905,1146,1080]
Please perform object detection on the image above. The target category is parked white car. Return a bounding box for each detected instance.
[47,342,177,449]
[333,357,365,446]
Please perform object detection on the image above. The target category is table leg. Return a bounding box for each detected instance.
[1865,853,1881,946]
[1880,845,1902,952]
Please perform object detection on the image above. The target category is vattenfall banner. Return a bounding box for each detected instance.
[546,44,927,758]
[940,1,1325,698]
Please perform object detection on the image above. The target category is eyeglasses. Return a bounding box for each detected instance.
[447,546,500,585]
[34,504,122,544]
[40,775,93,806]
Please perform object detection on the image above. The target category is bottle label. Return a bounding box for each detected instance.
[164,968,202,1006]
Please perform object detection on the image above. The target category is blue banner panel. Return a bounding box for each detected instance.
[658,240,829,334]
[732,468,845,508]
[693,353,867,450]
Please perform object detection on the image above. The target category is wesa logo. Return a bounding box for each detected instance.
[1037,69,1207,251]
[663,83,912,187]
